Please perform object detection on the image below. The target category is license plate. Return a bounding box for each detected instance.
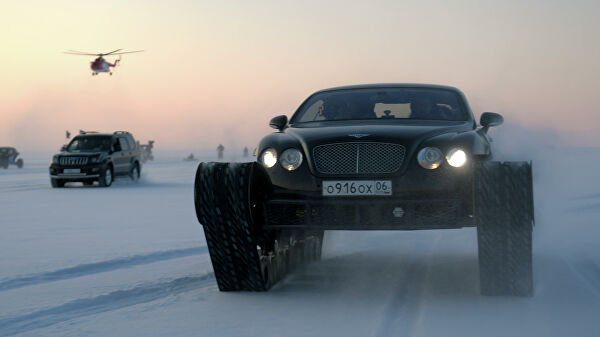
[322,180,392,196]
[63,169,81,174]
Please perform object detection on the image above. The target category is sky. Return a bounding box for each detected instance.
[1,0,599,152]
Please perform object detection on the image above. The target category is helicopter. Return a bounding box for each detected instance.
[64,49,144,75]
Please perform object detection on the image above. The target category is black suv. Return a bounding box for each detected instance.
[49,131,142,187]
[194,84,534,296]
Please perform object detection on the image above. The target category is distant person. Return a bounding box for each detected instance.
[243,147,249,157]
[66,130,71,139]
[217,144,225,159]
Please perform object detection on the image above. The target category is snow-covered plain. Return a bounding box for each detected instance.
[1,147,599,337]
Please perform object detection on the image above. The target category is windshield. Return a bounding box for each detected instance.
[66,136,111,153]
[292,88,467,123]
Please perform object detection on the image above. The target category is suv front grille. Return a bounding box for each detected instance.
[313,142,406,174]
[59,156,88,166]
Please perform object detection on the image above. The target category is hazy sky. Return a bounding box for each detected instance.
[1,0,599,151]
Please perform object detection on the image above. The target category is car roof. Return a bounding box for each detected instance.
[74,132,132,138]
[74,134,113,137]
[311,83,464,94]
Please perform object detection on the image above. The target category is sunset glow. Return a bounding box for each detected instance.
[1,0,598,151]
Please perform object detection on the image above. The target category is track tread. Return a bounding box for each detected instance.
[475,161,534,296]
[195,162,265,291]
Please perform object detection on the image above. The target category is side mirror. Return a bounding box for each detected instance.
[269,115,288,131]
[60,145,67,152]
[480,112,504,129]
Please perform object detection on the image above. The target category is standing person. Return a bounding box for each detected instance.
[217,144,225,159]
[243,147,249,157]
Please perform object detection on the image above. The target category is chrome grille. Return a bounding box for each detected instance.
[313,142,406,174]
[59,156,88,166]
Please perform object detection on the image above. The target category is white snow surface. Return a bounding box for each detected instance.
[1,148,599,337]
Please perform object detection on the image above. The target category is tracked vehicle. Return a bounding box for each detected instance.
[0,147,24,169]
[194,84,534,296]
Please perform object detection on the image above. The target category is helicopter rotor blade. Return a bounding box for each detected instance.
[102,49,123,56]
[108,50,145,55]
[63,50,100,56]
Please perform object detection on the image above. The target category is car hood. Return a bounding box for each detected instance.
[286,121,473,151]
[57,152,105,157]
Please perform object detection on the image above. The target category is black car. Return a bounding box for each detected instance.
[49,131,142,187]
[0,147,24,169]
[194,84,534,296]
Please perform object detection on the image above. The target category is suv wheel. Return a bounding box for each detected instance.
[51,178,65,188]
[130,163,140,181]
[99,166,113,187]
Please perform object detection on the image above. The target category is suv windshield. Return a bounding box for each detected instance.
[292,88,467,123]
[67,136,112,153]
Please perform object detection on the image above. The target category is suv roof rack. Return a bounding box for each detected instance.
[113,131,131,135]
[79,130,99,134]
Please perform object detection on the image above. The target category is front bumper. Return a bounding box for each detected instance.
[49,164,104,180]
[261,163,474,230]
[264,195,472,230]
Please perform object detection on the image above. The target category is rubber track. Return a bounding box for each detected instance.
[475,161,533,296]
[194,162,266,291]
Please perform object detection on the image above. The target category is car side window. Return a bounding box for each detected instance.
[126,136,136,150]
[298,100,326,122]
[118,137,130,151]
[112,138,123,152]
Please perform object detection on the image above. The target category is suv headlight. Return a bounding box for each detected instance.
[280,148,303,171]
[446,148,467,167]
[260,148,277,168]
[417,147,443,169]
[51,155,59,164]
[90,156,100,163]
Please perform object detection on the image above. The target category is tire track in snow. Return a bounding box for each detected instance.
[0,273,215,337]
[561,256,600,297]
[370,237,437,337]
[0,184,49,193]
[0,246,207,292]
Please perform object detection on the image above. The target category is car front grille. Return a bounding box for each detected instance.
[59,156,89,166]
[312,142,406,174]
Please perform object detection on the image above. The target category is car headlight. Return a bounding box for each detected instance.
[280,148,303,171]
[90,156,99,163]
[446,148,467,167]
[51,155,59,164]
[261,148,277,168]
[417,147,443,169]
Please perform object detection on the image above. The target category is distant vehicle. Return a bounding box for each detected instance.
[194,84,534,297]
[0,147,24,169]
[49,131,142,187]
[184,153,197,162]
[139,140,154,163]
[63,49,144,76]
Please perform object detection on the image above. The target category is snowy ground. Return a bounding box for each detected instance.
[1,148,599,337]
